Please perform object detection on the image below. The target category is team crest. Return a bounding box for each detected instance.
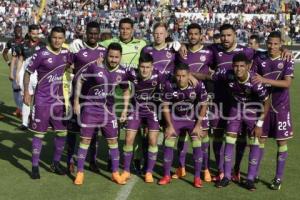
[200,55,206,62]
[98,72,103,77]
[166,51,172,59]
[189,92,196,100]
[135,46,139,50]
[278,63,284,69]
[32,122,37,130]
[63,56,67,62]
[116,75,122,82]
[152,81,157,86]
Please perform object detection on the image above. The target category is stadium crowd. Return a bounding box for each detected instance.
[0,0,300,44]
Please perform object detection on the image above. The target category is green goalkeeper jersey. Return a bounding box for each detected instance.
[100,37,147,68]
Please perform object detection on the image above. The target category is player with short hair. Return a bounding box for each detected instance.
[3,25,24,118]
[66,21,106,174]
[252,31,294,190]
[73,43,130,185]
[24,26,71,179]
[158,63,208,188]
[120,53,167,183]
[15,24,46,130]
[174,23,214,182]
[248,35,261,51]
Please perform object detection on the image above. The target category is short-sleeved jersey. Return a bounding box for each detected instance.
[81,63,129,113]
[177,46,213,74]
[26,47,71,104]
[252,51,294,111]
[100,37,146,69]
[212,69,268,106]
[71,44,106,83]
[208,44,255,102]
[125,69,168,112]
[5,38,24,57]
[162,81,208,120]
[16,40,46,61]
[142,44,176,74]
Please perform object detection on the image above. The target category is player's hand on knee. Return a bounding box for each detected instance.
[165,126,176,139]
[119,110,127,123]
[253,126,262,138]
[192,125,203,139]
[74,101,81,115]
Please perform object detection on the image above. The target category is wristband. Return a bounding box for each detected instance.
[256,120,264,128]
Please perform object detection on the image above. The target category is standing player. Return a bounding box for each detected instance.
[159,63,208,188]
[15,24,46,130]
[252,31,294,190]
[121,53,167,183]
[24,26,70,179]
[100,18,147,69]
[73,43,130,185]
[66,21,106,174]
[3,25,24,117]
[174,23,214,182]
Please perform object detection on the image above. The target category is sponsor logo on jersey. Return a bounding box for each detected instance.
[278,62,284,69]
[189,91,196,100]
[166,51,172,59]
[83,51,88,57]
[47,58,53,63]
[152,80,157,86]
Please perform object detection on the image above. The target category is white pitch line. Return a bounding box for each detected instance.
[115,132,164,200]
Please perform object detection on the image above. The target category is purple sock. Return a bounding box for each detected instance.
[224,142,234,179]
[177,138,188,168]
[53,136,66,162]
[276,150,288,180]
[234,139,247,172]
[201,141,209,170]
[247,145,260,181]
[147,151,158,173]
[163,146,174,176]
[255,146,265,177]
[66,132,76,165]
[213,139,224,173]
[123,151,133,172]
[89,134,98,163]
[32,136,43,167]
[77,144,89,172]
[193,147,203,178]
[109,147,120,173]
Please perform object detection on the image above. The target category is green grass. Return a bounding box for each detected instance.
[0,58,299,200]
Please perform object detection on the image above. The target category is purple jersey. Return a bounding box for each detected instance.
[81,63,129,113]
[162,81,208,120]
[208,44,255,102]
[126,69,167,112]
[252,52,294,111]
[212,69,268,105]
[177,46,213,74]
[142,45,176,74]
[71,44,106,82]
[27,47,71,104]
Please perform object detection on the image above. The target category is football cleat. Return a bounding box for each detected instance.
[171,167,186,179]
[203,169,212,182]
[158,176,171,185]
[67,162,75,174]
[74,172,84,185]
[145,172,154,183]
[194,177,203,188]
[50,162,66,175]
[120,171,131,181]
[270,178,282,190]
[231,171,241,183]
[215,177,230,188]
[31,166,40,179]
[112,172,126,185]
[244,179,256,191]
[212,172,224,182]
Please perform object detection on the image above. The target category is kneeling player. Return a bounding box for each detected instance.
[159,63,208,188]
[121,53,167,183]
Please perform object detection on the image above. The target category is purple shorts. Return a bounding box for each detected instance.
[226,106,259,136]
[126,110,159,132]
[29,103,66,133]
[170,118,198,139]
[80,107,118,139]
[262,110,293,140]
